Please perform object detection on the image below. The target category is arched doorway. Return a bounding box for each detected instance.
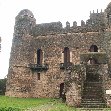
[59,83,66,101]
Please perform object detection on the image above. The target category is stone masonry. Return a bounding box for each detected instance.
[5,2,111,108]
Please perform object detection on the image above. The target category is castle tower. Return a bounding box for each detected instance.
[14,9,36,36]
[6,9,36,97]
[9,9,36,66]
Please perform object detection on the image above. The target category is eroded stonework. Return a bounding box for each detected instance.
[6,3,111,108]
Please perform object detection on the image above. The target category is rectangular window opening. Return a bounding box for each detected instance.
[37,73,40,80]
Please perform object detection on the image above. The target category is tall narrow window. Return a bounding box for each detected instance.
[89,45,98,52]
[37,73,40,80]
[63,47,70,64]
[37,49,43,65]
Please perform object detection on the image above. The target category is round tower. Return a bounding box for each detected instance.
[14,9,36,36]
[6,9,36,97]
[10,9,36,66]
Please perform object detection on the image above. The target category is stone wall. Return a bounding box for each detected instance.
[6,30,105,98]
[65,65,86,107]
[6,66,33,97]
[101,64,111,107]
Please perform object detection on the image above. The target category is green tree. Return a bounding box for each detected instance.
[0,79,6,95]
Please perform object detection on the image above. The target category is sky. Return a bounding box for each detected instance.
[0,0,111,79]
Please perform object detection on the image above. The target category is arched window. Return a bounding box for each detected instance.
[63,47,70,64]
[88,45,98,64]
[89,45,98,52]
[37,49,43,65]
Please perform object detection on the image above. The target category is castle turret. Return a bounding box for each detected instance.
[6,9,36,97]
[14,9,36,36]
[10,9,36,66]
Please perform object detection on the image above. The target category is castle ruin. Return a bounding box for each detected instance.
[5,2,111,108]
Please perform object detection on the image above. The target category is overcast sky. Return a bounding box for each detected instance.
[0,0,111,79]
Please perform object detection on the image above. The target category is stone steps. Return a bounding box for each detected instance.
[81,81,106,108]
[81,99,106,108]
[80,104,106,108]
[81,100,106,108]
[78,108,105,111]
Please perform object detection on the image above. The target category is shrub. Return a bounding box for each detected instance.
[0,79,6,95]
[0,107,21,111]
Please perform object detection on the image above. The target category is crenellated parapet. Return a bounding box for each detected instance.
[31,10,107,37]
[12,8,109,37]
[89,10,106,27]
[31,20,106,37]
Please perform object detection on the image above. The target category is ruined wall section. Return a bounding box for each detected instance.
[6,9,106,98]
[65,65,86,107]
[6,30,105,98]
[29,32,104,98]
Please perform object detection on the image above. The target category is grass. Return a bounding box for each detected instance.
[0,96,76,111]
[0,95,111,111]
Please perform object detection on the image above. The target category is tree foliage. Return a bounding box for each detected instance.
[0,79,6,95]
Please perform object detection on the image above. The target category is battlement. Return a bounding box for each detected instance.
[13,9,108,37]
[31,19,106,37]
[30,10,106,37]
[89,10,105,25]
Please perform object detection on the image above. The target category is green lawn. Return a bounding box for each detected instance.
[0,96,111,111]
[0,95,76,111]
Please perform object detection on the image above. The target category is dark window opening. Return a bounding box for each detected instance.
[88,58,98,64]
[63,47,70,64]
[89,45,98,52]
[37,73,40,80]
[37,49,43,65]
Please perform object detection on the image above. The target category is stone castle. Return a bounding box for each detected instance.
[5,2,111,108]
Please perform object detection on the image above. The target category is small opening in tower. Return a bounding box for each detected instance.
[37,73,40,80]
[37,49,43,65]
